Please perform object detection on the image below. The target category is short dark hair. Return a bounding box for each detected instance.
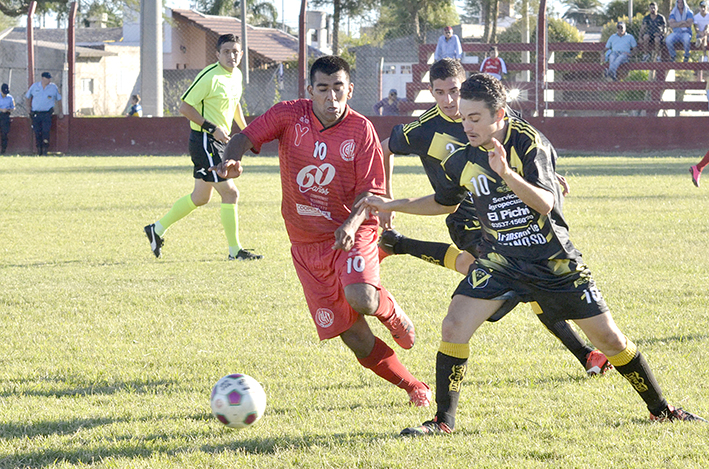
[132,94,141,102]
[217,34,240,51]
[649,1,656,6]
[309,55,351,85]
[460,73,507,114]
[429,58,466,84]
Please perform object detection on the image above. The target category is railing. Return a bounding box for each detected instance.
[402,42,709,116]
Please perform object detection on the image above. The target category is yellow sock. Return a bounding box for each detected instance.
[607,337,638,367]
[157,194,197,236]
[439,341,470,359]
[443,245,464,273]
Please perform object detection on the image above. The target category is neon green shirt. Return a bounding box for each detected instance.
[181,62,242,133]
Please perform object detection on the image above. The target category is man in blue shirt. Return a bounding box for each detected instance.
[434,26,463,61]
[666,0,694,62]
[0,83,15,154]
[25,72,63,155]
[604,22,637,80]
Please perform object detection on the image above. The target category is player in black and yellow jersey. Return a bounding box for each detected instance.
[360,73,705,434]
[380,59,609,377]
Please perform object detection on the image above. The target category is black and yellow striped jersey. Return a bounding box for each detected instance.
[436,115,580,262]
[388,105,477,225]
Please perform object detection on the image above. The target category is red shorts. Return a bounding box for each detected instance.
[291,228,381,340]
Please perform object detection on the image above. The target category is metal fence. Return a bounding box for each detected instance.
[1,11,707,119]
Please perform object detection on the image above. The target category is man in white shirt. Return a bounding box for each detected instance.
[694,1,709,61]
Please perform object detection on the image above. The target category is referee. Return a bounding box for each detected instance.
[25,72,63,155]
[144,33,262,261]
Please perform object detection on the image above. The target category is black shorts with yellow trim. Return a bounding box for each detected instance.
[446,210,483,258]
[452,251,610,323]
[189,129,228,183]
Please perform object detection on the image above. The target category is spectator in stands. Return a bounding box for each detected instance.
[640,2,667,61]
[373,89,406,116]
[479,46,507,80]
[694,1,709,62]
[604,22,637,81]
[126,94,142,117]
[434,26,463,61]
[0,83,14,154]
[666,0,694,62]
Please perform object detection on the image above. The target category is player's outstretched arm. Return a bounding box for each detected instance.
[356,193,457,217]
[209,133,254,179]
[333,191,374,251]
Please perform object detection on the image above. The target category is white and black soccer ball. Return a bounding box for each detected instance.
[210,373,266,429]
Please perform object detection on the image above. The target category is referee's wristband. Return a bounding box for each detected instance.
[201,120,217,134]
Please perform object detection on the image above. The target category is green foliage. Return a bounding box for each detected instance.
[617,69,649,101]
[604,0,652,24]
[0,156,708,468]
[194,0,279,27]
[376,0,459,42]
[339,33,380,69]
[498,17,583,63]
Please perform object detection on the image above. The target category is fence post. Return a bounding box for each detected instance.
[536,0,547,117]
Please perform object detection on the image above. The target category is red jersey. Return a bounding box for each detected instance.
[241,99,385,244]
[480,57,507,78]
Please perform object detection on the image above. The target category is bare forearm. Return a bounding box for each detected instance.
[379,194,457,215]
[501,171,554,215]
[224,133,253,162]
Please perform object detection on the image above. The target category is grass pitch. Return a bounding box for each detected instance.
[0,154,708,468]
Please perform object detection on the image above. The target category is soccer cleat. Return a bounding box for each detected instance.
[408,383,432,407]
[650,405,707,422]
[380,296,415,349]
[144,224,164,258]
[400,417,452,436]
[228,249,264,261]
[585,350,613,376]
[378,229,403,256]
[690,165,701,187]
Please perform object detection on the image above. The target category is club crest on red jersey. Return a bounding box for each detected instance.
[340,139,356,161]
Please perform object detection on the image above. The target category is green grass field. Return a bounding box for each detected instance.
[1,154,708,468]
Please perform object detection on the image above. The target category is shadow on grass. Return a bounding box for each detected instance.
[0,377,178,400]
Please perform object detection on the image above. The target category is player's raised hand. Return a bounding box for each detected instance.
[487,137,509,177]
[209,159,243,179]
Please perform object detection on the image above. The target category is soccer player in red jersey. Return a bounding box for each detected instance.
[211,56,431,407]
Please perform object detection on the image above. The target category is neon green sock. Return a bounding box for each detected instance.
[156,194,197,236]
[221,203,242,256]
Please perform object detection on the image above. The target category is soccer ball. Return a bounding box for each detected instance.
[210,373,267,429]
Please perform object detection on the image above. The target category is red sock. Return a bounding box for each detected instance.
[372,286,395,321]
[696,149,709,172]
[357,337,419,393]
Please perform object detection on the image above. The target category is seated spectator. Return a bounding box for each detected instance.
[604,22,637,81]
[373,89,406,116]
[666,0,694,62]
[480,46,507,80]
[694,1,709,62]
[640,2,667,61]
[434,26,462,61]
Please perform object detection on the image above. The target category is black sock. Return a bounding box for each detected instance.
[435,350,468,429]
[535,313,594,367]
[609,342,667,415]
[397,237,453,268]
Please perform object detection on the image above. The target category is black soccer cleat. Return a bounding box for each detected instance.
[378,229,404,256]
[228,249,264,261]
[400,417,453,436]
[144,224,164,258]
[650,405,707,423]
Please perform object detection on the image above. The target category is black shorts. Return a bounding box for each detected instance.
[453,252,610,323]
[189,130,228,182]
[446,202,483,258]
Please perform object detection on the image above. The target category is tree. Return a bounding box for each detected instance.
[604,0,650,24]
[195,0,280,28]
[310,0,379,55]
[376,0,458,44]
[561,0,603,25]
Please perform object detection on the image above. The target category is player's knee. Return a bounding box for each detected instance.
[344,283,378,315]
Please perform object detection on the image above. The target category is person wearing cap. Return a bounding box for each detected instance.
[434,26,462,61]
[666,0,694,62]
[25,71,63,155]
[640,2,667,62]
[0,84,15,154]
[694,1,709,62]
[604,22,637,81]
[373,89,406,116]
